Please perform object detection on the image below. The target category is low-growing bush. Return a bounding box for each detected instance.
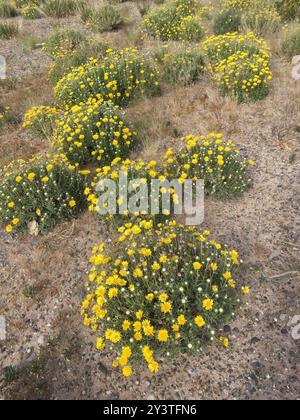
[0,1,18,18]
[43,28,87,58]
[54,48,160,108]
[52,97,137,165]
[275,0,300,21]
[84,5,124,33]
[282,26,300,58]
[203,32,272,103]
[213,8,242,35]
[47,40,109,87]
[41,0,82,18]
[241,4,281,34]
[142,0,203,41]
[22,4,41,19]
[163,133,253,198]
[0,154,87,234]
[162,47,204,85]
[0,21,18,39]
[81,219,249,377]
[23,106,60,138]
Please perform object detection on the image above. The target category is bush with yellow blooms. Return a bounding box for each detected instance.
[52,98,137,165]
[0,154,87,233]
[81,220,249,377]
[54,48,160,108]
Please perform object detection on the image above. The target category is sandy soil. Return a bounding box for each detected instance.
[0,1,299,400]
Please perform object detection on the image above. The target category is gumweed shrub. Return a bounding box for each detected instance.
[142,0,204,42]
[162,47,204,85]
[81,219,249,377]
[203,32,272,103]
[275,0,300,21]
[83,5,124,33]
[52,97,137,165]
[162,133,253,198]
[0,154,87,234]
[86,157,172,227]
[42,28,87,59]
[22,4,41,19]
[54,49,160,108]
[23,105,60,139]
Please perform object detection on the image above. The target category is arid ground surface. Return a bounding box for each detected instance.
[0,1,299,400]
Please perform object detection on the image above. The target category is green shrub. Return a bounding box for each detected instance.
[22,4,42,19]
[52,97,137,165]
[23,106,60,139]
[275,0,300,21]
[0,1,18,18]
[282,26,300,58]
[162,47,204,85]
[41,0,82,18]
[0,21,18,39]
[81,219,249,377]
[43,28,87,58]
[213,8,242,35]
[83,5,124,33]
[142,0,202,41]
[54,48,160,108]
[48,41,109,87]
[0,155,87,234]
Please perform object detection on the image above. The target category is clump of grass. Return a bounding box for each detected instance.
[41,0,82,18]
[83,5,124,33]
[275,0,300,21]
[282,26,300,58]
[213,8,242,35]
[0,21,18,39]
[0,1,18,18]
[162,47,204,85]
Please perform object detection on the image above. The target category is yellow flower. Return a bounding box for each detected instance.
[148,361,159,373]
[203,298,214,311]
[195,315,206,328]
[27,173,36,181]
[136,310,143,320]
[42,176,49,183]
[8,202,15,208]
[228,279,236,288]
[159,293,168,303]
[211,263,218,271]
[133,268,143,278]
[134,332,142,341]
[12,218,20,226]
[122,366,132,377]
[146,293,154,302]
[152,262,161,271]
[161,301,172,314]
[36,208,41,216]
[69,200,76,208]
[193,262,202,270]
[242,286,250,295]
[122,320,131,331]
[96,338,105,350]
[157,329,169,342]
[15,176,23,183]
[223,271,232,280]
[177,314,186,326]
[6,225,13,233]
[108,288,118,299]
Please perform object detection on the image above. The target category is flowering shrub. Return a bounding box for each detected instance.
[43,28,87,59]
[22,4,41,19]
[203,32,272,103]
[142,0,204,42]
[213,8,242,35]
[162,133,253,198]
[54,49,160,107]
[86,157,171,226]
[162,47,204,85]
[275,0,300,21]
[52,98,137,165]
[23,106,60,139]
[0,154,87,234]
[81,220,249,377]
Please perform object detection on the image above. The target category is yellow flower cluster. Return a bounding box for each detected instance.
[54,49,160,108]
[81,220,249,377]
[23,105,60,138]
[143,0,204,42]
[52,97,137,165]
[203,32,272,102]
[0,153,87,233]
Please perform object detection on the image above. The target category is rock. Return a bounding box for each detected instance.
[251,337,260,345]
[223,325,231,334]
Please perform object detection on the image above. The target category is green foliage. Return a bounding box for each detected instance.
[0,1,18,18]
[43,28,87,58]
[282,26,300,58]
[162,47,204,85]
[0,21,18,39]
[83,5,124,33]
[213,8,241,35]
